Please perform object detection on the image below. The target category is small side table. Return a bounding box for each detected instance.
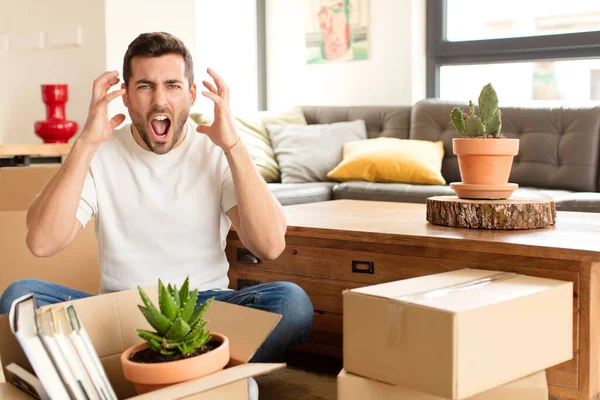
[0,144,72,167]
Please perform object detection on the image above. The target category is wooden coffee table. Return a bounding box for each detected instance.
[226,199,600,400]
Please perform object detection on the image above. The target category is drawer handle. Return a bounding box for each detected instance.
[237,248,261,264]
[352,260,374,274]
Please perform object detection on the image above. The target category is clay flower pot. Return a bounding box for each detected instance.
[450,138,520,199]
[120,332,230,395]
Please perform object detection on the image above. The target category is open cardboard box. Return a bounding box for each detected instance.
[337,369,548,400]
[0,164,100,384]
[344,268,573,399]
[0,285,285,399]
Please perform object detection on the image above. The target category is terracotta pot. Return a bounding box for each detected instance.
[120,332,230,395]
[453,138,519,185]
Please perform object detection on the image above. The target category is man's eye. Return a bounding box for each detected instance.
[138,85,151,89]
[168,85,180,89]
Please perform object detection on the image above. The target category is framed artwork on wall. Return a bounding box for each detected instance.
[304,0,370,64]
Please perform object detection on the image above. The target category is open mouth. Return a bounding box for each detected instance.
[150,115,172,142]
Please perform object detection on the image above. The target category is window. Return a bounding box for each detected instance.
[427,0,600,102]
[440,59,600,103]
[446,1,600,42]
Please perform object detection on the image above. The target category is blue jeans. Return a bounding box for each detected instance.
[0,279,313,362]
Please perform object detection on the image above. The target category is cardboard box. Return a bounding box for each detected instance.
[0,164,99,294]
[0,166,59,211]
[0,163,99,383]
[343,269,572,399]
[0,286,285,399]
[337,369,548,400]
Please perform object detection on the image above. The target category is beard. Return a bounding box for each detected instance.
[130,107,189,155]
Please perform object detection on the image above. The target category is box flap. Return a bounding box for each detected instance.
[348,269,570,313]
[70,285,281,364]
[0,382,33,399]
[413,273,570,313]
[130,363,285,399]
[203,301,282,363]
[349,269,497,300]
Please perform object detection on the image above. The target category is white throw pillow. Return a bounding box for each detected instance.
[266,120,367,183]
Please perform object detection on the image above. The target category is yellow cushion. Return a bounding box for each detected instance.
[327,138,446,185]
[190,107,307,183]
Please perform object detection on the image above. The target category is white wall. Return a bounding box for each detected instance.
[105,0,198,122]
[266,0,427,110]
[195,0,258,115]
[0,0,106,144]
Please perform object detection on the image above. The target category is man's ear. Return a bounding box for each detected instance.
[190,82,197,106]
[121,83,128,107]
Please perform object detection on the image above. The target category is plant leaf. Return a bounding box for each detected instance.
[478,83,499,124]
[136,329,165,343]
[179,277,190,305]
[450,107,466,135]
[465,115,486,137]
[486,109,502,137]
[188,297,213,327]
[159,280,179,322]
[138,305,172,335]
[146,338,166,354]
[165,316,191,340]
[180,289,198,323]
[184,319,207,341]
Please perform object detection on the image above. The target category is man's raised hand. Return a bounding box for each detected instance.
[78,71,126,146]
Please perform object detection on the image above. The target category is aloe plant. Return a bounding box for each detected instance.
[136,277,214,356]
[450,83,503,138]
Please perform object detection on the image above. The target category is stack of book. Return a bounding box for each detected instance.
[7,293,117,400]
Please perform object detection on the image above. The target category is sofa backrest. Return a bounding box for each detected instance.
[302,106,412,140]
[410,100,600,192]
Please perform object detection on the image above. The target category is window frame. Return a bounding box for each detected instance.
[426,0,600,98]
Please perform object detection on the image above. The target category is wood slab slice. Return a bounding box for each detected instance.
[426,196,556,230]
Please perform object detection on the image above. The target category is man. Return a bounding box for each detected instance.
[0,33,314,367]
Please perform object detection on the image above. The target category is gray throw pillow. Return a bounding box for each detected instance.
[267,120,367,183]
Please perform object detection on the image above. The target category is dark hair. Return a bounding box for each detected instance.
[122,32,194,87]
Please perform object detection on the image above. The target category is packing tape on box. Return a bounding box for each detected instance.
[386,272,517,348]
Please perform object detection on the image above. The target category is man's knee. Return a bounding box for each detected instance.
[272,282,314,335]
[0,278,46,314]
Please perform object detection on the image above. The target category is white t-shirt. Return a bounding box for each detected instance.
[76,123,238,294]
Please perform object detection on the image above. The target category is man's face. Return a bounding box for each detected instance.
[123,54,196,155]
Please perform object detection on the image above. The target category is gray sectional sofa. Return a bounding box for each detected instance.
[267,101,600,213]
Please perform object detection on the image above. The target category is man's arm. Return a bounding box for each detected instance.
[224,142,287,260]
[26,71,126,257]
[197,68,286,261]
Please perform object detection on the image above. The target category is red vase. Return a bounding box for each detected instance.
[34,84,78,143]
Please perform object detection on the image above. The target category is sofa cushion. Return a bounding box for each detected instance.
[302,106,412,140]
[332,182,574,205]
[410,100,600,192]
[268,182,336,206]
[190,107,308,183]
[554,193,600,213]
[332,182,455,203]
[327,138,446,185]
[267,120,367,183]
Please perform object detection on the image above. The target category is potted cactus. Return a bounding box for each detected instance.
[449,83,520,199]
[120,277,230,394]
